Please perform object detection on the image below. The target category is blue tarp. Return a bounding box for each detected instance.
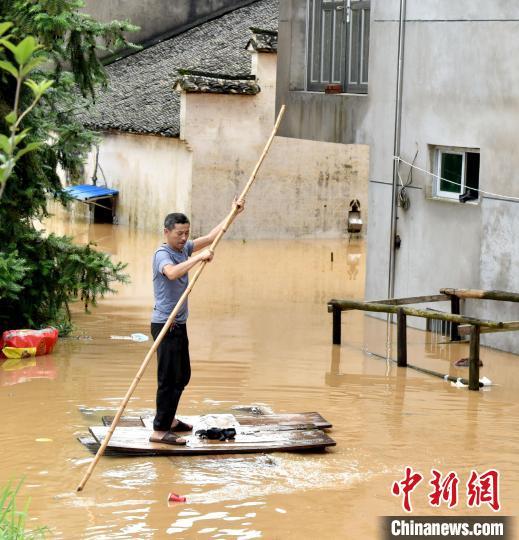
[64,184,118,202]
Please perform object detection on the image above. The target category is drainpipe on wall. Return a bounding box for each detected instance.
[387,0,407,299]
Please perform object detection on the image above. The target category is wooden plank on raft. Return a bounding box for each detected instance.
[102,416,144,427]
[77,435,125,456]
[234,412,332,428]
[102,412,333,430]
[144,421,319,435]
[87,426,336,456]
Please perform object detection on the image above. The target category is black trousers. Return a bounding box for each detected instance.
[151,322,191,431]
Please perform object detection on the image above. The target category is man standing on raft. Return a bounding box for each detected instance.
[150,200,245,445]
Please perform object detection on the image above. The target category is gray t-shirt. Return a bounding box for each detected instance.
[151,240,194,324]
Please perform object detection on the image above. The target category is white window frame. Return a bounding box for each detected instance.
[435,148,466,200]
[428,145,481,204]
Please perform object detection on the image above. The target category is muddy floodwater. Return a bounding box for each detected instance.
[1,219,518,539]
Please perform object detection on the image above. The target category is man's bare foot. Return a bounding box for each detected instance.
[149,430,186,445]
[171,418,193,432]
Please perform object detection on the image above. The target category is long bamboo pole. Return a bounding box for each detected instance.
[76,105,286,492]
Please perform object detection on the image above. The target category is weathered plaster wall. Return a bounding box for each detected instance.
[83,133,192,232]
[477,200,519,351]
[73,47,367,240]
[182,52,369,239]
[364,1,519,353]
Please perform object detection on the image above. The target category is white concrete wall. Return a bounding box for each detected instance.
[276,0,519,352]
[83,132,192,232]
[181,51,369,239]
[364,1,519,351]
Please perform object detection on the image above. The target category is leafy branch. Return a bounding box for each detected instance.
[0,0,136,333]
[0,21,53,198]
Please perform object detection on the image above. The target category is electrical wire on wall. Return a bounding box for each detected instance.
[394,155,519,203]
[397,146,418,211]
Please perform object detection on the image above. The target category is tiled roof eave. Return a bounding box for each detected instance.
[245,28,278,52]
[174,74,261,95]
[78,0,278,135]
[83,123,180,137]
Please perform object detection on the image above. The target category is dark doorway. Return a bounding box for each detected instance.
[93,198,115,224]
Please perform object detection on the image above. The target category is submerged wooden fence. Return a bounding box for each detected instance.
[328,289,519,391]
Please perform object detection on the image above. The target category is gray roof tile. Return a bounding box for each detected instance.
[81,0,278,136]
[174,74,261,95]
[246,27,278,52]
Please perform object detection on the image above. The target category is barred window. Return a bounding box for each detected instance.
[307,0,370,94]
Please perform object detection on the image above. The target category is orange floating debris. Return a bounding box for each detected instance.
[168,493,186,503]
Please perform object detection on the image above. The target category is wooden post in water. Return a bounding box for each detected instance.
[468,325,481,391]
[332,304,342,345]
[450,295,461,341]
[397,308,407,367]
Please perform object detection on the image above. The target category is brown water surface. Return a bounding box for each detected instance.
[1,219,518,539]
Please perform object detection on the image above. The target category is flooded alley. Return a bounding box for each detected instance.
[3,0,519,538]
[0,219,518,539]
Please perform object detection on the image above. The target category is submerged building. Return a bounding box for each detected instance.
[77,0,369,239]
[276,0,519,353]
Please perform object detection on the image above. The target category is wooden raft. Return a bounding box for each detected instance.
[100,411,332,429]
[79,412,335,456]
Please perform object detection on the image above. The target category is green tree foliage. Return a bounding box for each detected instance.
[0,23,54,195]
[0,0,137,333]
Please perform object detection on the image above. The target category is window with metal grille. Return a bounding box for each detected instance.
[306,0,370,93]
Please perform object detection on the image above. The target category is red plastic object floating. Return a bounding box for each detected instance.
[168,493,186,503]
[1,328,58,358]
